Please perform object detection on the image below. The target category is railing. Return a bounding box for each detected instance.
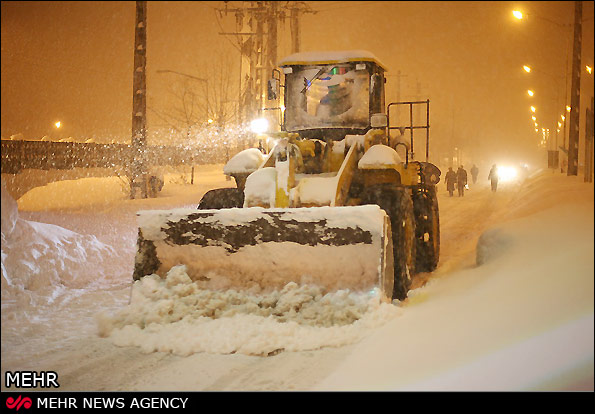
[386,99,430,162]
[1,140,201,174]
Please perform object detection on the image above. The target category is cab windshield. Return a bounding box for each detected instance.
[284,64,370,131]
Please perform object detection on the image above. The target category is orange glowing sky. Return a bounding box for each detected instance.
[1,1,593,167]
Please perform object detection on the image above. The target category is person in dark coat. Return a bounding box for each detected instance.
[457,165,468,197]
[470,164,479,184]
[445,167,456,197]
[488,164,499,192]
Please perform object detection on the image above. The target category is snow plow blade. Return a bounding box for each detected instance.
[133,205,394,302]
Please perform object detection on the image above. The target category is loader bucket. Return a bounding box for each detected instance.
[133,205,394,302]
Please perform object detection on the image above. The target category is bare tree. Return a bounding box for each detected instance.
[149,52,239,148]
[149,77,206,145]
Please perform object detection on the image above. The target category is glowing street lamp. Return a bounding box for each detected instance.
[561,115,565,121]
[531,106,536,113]
[527,90,534,97]
[566,105,571,112]
[55,121,61,129]
[523,65,531,73]
[511,8,571,28]
[531,116,536,121]
[587,65,592,75]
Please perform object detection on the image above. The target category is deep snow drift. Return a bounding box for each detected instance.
[1,165,593,391]
[2,179,117,307]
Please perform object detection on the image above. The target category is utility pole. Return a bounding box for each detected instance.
[267,2,278,73]
[290,6,300,53]
[131,0,148,198]
[216,2,315,125]
[288,2,316,53]
[567,0,582,176]
[585,96,594,183]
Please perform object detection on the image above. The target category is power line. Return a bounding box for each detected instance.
[310,1,384,13]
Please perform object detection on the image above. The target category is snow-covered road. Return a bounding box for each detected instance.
[1,165,593,391]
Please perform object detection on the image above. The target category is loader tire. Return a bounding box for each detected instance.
[362,184,416,301]
[198,188,244,209]
[412,185,440,272]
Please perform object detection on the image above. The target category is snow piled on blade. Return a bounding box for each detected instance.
[98,264,400,356]
[134,205,389,294]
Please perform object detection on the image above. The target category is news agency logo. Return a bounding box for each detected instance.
[4,371,59,389]
[6,396,32,411]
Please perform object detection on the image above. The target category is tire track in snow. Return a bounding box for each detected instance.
[410,181,519,290]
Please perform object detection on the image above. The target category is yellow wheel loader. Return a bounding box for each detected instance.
[133,51,440,303]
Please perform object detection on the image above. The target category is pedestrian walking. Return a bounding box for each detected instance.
[445,167,456,197]
[488,164,499,192]
[470,164,479,184]
[457,165,468,197]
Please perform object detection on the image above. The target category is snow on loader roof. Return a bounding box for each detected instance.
[279,50,387,71]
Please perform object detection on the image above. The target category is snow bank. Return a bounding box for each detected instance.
[99,265,400,356]
[2,181,117,306]
[1,178,19,242]
[314,171,594,391]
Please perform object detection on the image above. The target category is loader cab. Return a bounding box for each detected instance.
[277,51,387,140]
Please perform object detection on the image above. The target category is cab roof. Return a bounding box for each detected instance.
[279,50,387,72]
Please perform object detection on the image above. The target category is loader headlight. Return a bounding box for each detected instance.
[250,118,269,134]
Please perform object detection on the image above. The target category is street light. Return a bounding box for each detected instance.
[522,64,567,152]
[527,90,534,97]
[587,65,593,75]
[513,6,573,159]
[55,121,61,129]
[511,8,572,28]
[531,106,536,113]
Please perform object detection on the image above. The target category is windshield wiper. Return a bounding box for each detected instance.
[301,66,334,94]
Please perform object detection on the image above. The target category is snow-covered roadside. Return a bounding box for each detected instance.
[314,171,594,391]
[1,166,593,391]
